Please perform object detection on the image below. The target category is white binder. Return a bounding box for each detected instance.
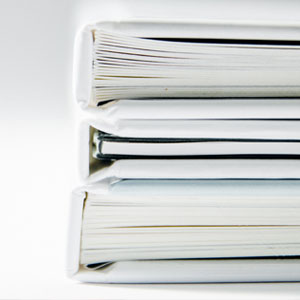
[73,20,300,109]
[67,183,300,283]
[69,19,300,283]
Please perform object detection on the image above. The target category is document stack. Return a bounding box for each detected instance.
[67,20,300,283]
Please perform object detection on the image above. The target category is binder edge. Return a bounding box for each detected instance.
[73,26,93,109]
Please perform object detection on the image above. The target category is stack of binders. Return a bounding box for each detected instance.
[68,20,300,283]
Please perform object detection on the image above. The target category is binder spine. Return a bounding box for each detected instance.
[66,189,86,278]
[73,26,93,108]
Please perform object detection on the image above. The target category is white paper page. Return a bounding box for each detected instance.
[81,177,300,264]
[101,141,300,156]
[91,30,300,105]
[82,185,300,263]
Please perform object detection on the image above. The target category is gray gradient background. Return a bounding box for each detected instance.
[0,0,300,298]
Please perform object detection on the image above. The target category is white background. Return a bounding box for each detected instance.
[1,0,300,299]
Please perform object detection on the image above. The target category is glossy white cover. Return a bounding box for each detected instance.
[87,159,300,183]
[85,99,300,121]
[88,119,300,139]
